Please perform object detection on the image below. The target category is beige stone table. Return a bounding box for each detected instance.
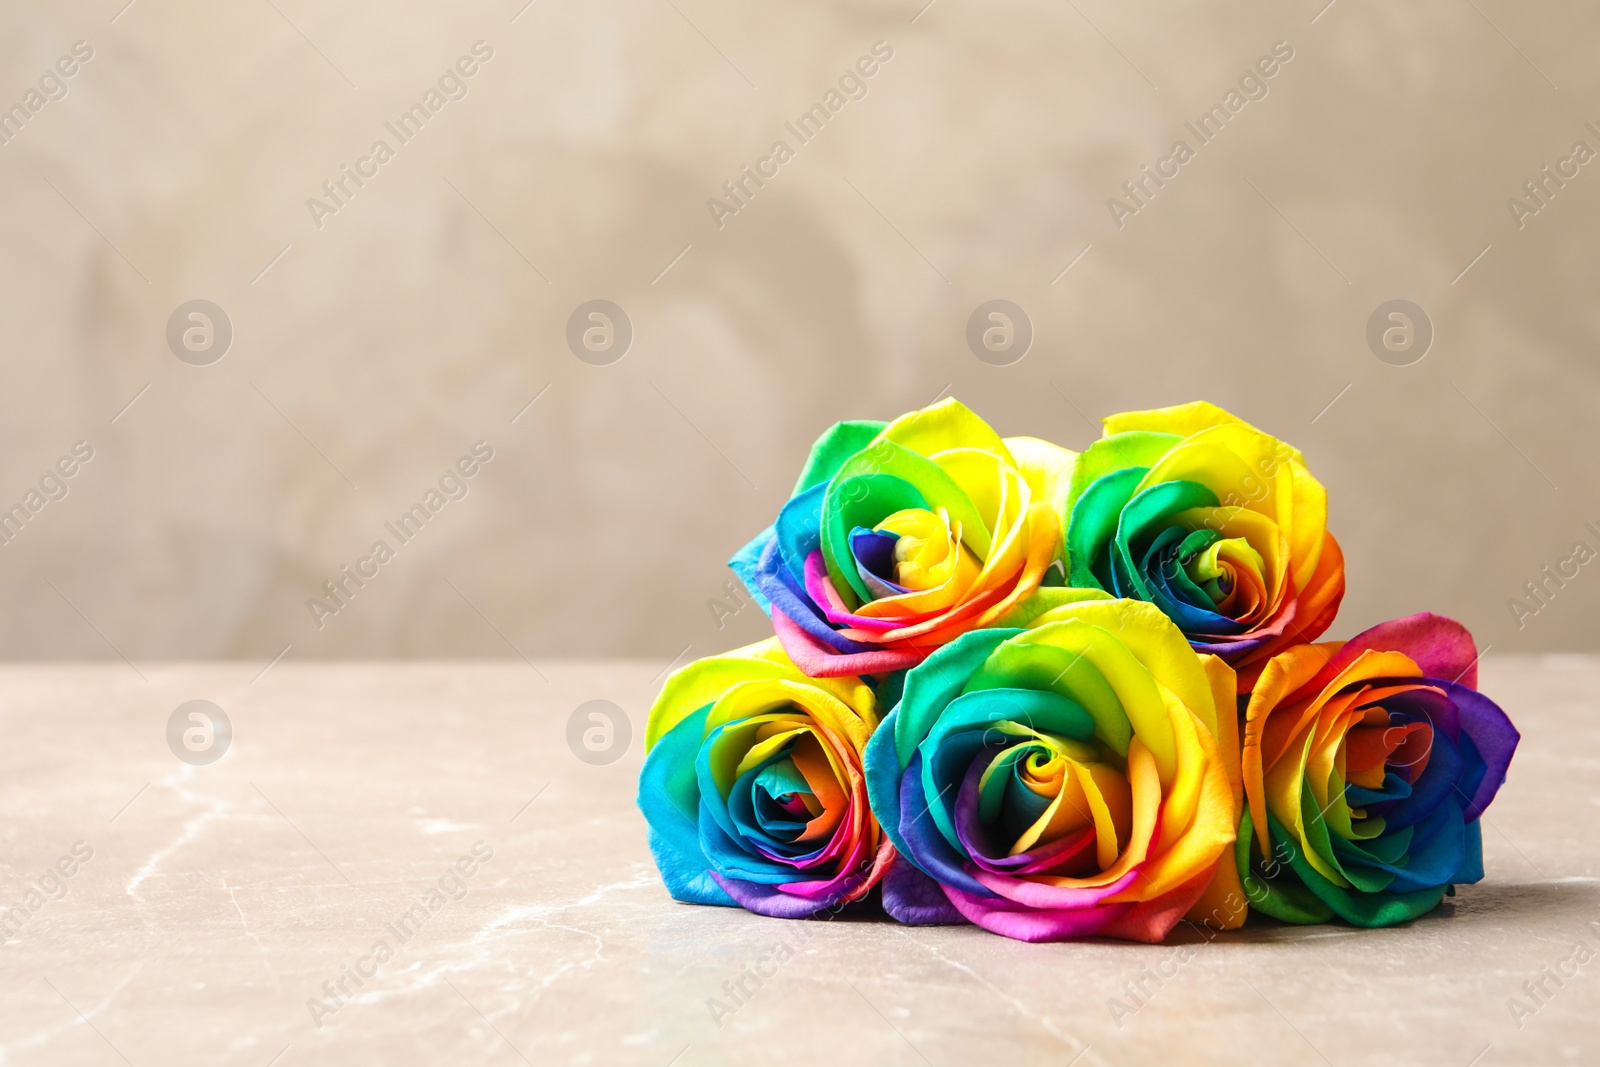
[0,657,1594,1067]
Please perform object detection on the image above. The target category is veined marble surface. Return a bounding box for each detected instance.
[0,656,1593,1066]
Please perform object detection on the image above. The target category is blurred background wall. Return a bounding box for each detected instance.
[0,0,1595,665]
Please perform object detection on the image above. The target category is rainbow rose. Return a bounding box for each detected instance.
[637,639,892,917]
[730,398,1071,678]
[1063,401,1345,688]
[864,597,1247,943]
[1238,613,1520,927]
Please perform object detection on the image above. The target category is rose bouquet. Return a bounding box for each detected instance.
[637,397,1518,943]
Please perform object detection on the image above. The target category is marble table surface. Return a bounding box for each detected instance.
[0,656,1595,1067]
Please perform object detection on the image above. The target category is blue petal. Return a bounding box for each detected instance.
[637,706,736,906]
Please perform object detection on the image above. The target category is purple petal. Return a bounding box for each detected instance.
[1433,679,1521,820]
[881,855,966,925]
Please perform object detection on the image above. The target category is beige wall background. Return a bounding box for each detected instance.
[0,0,1596,666]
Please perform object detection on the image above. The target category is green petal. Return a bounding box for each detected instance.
[1274,811,1446,927]
[967,627,1136,762]
[1063,431,1180,519]
[823,442,992,605]
[793,420,888,495]
[1110,479,1219,601]
[819,473,929,606]
[1066,466,1144,590]
[893,629,1022,767]
[1235,807,1335,925]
